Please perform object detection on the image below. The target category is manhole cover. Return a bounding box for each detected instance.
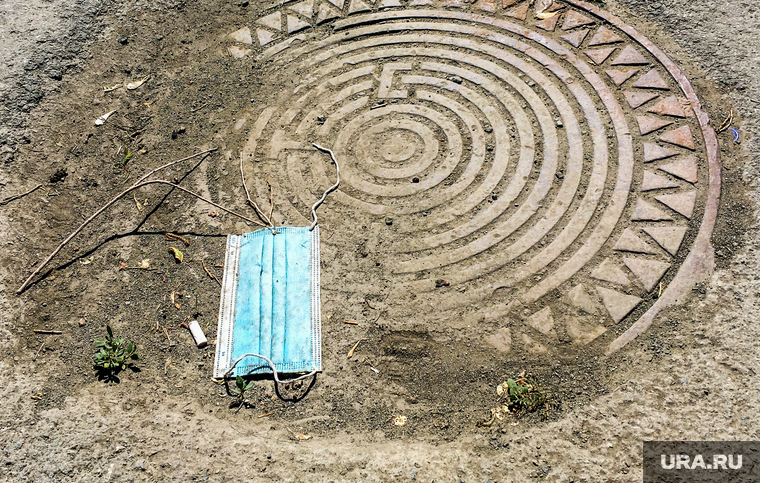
[226,0,719,357]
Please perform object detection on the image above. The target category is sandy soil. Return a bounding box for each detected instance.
[1,0,758,481]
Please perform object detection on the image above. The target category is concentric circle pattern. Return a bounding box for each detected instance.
[228,0,719,356]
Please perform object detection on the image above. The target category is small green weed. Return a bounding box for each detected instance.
[230,375,255,412]
[484,377,549,425]
[93,325,139,373]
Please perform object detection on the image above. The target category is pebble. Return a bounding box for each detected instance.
[118,37,128,45]
[412,176,420,183]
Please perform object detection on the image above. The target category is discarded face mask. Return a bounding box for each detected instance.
[213,144,339,383]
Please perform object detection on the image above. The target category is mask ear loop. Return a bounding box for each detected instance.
[309,143,341,231]
[223,353,317,383]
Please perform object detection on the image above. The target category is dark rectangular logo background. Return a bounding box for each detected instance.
[644,441,760,482]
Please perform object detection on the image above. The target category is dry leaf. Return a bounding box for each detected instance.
[168,247,183,263]
[126,76,150,90]
[347,339,362,359]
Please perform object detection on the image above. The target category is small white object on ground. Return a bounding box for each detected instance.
[188,320,208,348]
[94,109,116,125]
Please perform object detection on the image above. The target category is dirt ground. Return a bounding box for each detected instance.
[1,0,758,481]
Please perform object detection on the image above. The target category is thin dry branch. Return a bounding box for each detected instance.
[239,151,273,228]
[0,184,43,206]
[267,179,275,225]
[202,259,222,287]
[17,150,262,293]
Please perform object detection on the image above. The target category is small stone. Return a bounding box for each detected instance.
[556,119,563,128]
[171,131,178,140]
[177,126,186,134]
[156,35,164,41]
[556,173,564,180]
[491,194,498,200]
[78,318,86,327]
[412,176,420,183]
[451,76,463,84]
[435,279,450,288]
[240,1,249,6]
[385,217,393,226]
[134,459,146,471]
[118,37,129,45]
[486,145,494,152]
[484,126,493,133]
[317,115,326,124]
[541,467,550,474]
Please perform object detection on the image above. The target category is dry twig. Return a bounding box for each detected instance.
[202,259,222,286]
[239,151,274,228]
[0,184,43,206]
[165,232,191,246]
[16,149,268,293]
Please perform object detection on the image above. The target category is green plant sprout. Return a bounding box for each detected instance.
[230,375,255,412]
[93,325,139,372]
[484,377,549,425]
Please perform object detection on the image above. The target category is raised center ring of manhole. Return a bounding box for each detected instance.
[227,0,719,357]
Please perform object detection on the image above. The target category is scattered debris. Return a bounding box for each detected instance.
[202,260,222,286]
[369,366,380,374]
[33,343,45,360]
[126,76,150,90]
[170,291,182,309]
[133,192,143,211]
[0,184,43,206]
[392,415,407,426]
[208,211,219,217]
[347,339,363,358]
[168,247,184,263]
[286,428,312,440]
[536,0,563,19]
[103,84,121,93]
[343,320,359,325]
[139,259,151,269]
[187,320,208,348]
[94,110,117,126]
[79,317,87,327]
[435,279,450,288]
[258,412,274,418]
[79,256,94,265]
[716,110,733,133]
[30,393,43,401]
[730,128,740,144]
[165,233,190,246]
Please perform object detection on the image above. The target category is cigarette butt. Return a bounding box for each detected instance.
[188,320,207,348]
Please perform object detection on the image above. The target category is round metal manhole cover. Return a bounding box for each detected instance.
[226,0,719,357]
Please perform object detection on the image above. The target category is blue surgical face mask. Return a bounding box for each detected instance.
[213,142,339,382]
[213,226,322,381]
